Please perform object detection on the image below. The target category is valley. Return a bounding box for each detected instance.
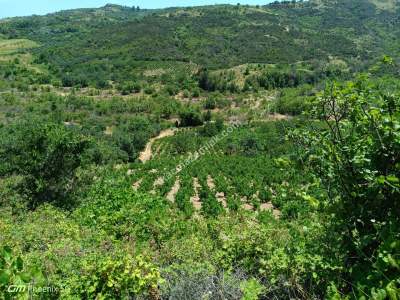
[0,0,399,299]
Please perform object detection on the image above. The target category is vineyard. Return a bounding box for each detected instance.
[128,120,318,219]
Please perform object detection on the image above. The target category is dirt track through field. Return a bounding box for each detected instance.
[191,178,202,210]
[132,179,142,191]
[167,178,180,202]
[139,129,176,162]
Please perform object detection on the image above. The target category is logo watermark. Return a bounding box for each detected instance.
[7,284,62,294]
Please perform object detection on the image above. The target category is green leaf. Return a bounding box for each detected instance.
[386,281,399,300]
[0,270,10,285]
[16,257,23,271]
[19,272,31,283]
[377,176,386,185]
[31,268,45,284]
[371,288,387,300]
[302,194,319,209]
[386,175,399,184]
[2,246,12,262]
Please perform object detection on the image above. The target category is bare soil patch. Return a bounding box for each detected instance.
[139,129,176,163]
[166,178,180,202]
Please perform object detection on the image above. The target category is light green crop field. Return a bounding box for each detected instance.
[0,39,39,55]
[370,0,398,11]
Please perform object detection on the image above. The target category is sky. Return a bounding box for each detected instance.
[0,0,273,19]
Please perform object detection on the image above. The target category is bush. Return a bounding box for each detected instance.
[179,110,204,127]
[0,118,90,209]
[166,84,178,96]
[292,76,400,297]
[118,81,140,95]
[0,246,32,299]
[273,86,313,115]
[199,122,219,137]
[112,116,159,162]
[66,255,162,299]
[144,86,155,95]
[199,118,223,137]
[203,110,212,122]
[95,79,110,89]
[204,98,217,110]
[61,75,88,88]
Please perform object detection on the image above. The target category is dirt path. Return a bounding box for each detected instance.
[207,175,215,190]
[132,179,142,191]
[267,113,292,121]
[167,178,180,203]
[260,202,281,218]
[139,129,176,163]
[150,177,165,195]
[191,178,202,210]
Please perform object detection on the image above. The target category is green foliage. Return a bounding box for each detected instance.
[0,1,399,298]
[291,75,400,297]
[200,186,224,218]
[0,246,47,300]
[117,81,141,95]
[2,1,397,87]
[74,178,184,243]
[248,69,317,90]
[112,116,160,162]
[61,74,88,88]
[203,110,212,122]
[0,246,30,300]
[179,110,204,127]
[273,85,314,115]
[240,278,265,300]
[204,98,217,110]
[0,118,90,209]
[198,69,239,92]
[67,254,162,299]
[199,118,224,137]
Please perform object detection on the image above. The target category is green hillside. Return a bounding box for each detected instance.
[0,0,399,87]
[0,1,399,299]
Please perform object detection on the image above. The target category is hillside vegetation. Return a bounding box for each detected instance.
[0,1,399,299]
[0,0,399,87]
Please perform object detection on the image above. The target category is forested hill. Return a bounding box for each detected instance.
[0,0,399,85]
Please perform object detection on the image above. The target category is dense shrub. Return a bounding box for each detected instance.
[273,85,314,115]
[204,98,217,110]
[112,116,160,162]
[179,110,204,127]
[67,255,162,299]
[292,75,400,298]
[0,118,90,209]
[199,118,223,137]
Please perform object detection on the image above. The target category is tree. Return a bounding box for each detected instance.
[203,110,212,122]
[0,118,90,209]
[198,69,215,91]
[112,117,158,162]
[179,110,204,127]
[291,76,400,297]
[215,117,224,132]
